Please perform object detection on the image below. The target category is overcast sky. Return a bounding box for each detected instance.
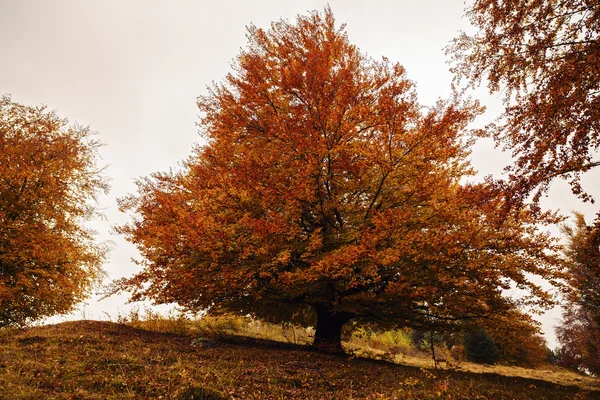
[1,0,598,348]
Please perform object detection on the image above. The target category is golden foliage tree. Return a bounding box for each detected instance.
[116,9,562,351]
[449,0,600,204]
[0,96,109,327]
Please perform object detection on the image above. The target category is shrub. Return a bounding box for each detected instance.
[464,328,500,364]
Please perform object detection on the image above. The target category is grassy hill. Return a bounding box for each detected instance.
[1,320,599,399]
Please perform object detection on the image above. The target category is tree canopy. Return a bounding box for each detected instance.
[448,0,600,372]
[0,96,109,327]
[449,0,600,205]
[116,8,562,351]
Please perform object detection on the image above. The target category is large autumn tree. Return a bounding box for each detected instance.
[116,9,561,351]
[448,0,600,205]
[0,96,109,327]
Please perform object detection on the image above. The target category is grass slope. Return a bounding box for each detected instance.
[0,320,599,399]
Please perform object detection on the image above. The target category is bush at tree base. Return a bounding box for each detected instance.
[465,328,500,365]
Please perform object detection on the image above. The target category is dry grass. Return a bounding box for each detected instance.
[349,345,600,393]
[1,320,599,399]
[115,310,600,393]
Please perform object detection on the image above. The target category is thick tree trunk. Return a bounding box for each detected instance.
[312,306,353,353]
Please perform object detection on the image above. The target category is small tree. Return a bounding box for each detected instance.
[555,306,599,374]
[115,8,562,352]
[0,96,109,327]
[555,213,600,375]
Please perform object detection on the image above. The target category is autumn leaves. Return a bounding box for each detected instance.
[114,8,566,350]
[0,96,109,327]
[3,4,597,359]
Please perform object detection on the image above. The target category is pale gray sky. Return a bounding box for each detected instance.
[1,0,597,348]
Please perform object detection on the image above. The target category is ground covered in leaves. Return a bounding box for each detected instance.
[1,320,599,399]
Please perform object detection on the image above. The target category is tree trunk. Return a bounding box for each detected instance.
[312,306,353,353]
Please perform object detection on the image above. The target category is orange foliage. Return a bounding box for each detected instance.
[450,0,600,370]
[115,8,562,350]
[449,0,600,204]
[482,310,548,367]
[0,96,109,327]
